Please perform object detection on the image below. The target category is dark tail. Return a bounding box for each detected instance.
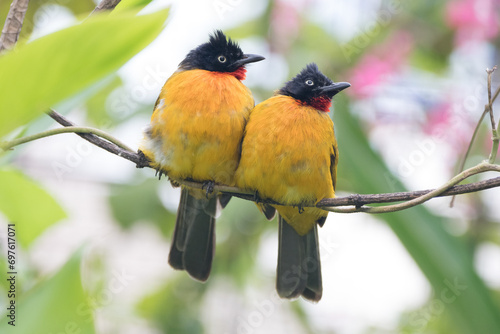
[276,215,322,302]
[168,188,216,282]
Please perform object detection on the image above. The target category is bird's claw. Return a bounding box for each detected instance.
[155,169,165,180]
[202,181,215,198]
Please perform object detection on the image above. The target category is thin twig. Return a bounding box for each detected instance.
[451,71,500,206]
[0,0,30,52]
[0,126,133,152]
[487,66,499,164]
[487,66,497,132]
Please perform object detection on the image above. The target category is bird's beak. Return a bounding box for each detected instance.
[318,82,351,97]
[232,54,265,68]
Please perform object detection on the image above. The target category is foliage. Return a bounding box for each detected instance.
[1,0,499,333]
[0,3,167,332]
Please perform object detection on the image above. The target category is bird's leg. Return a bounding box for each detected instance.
[296,205,304,214]
[202,180,215,198]
[253,190,263,203]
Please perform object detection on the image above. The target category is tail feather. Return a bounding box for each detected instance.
[168,189,189,270]
[219,193,232,208]
[277,216,307,299]
[261,203,277,220]
[168,188,216,282]
[302,225,322,301]
[276,215,322,302]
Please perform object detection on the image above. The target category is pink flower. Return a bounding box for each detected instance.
[424,101,476,151]
[270,1,302,52]
[347,32,413,98]
[446,0,500,45]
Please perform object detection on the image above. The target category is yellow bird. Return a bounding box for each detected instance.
[235,63,350,301]
[139,30,264,281]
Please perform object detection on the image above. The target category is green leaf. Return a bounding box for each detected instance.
[108,178,176,238]
[0,9,168,137]
[0,250,95,333]
[137,278,205,333]
[85,75,124,126]
[0,168,66,247]
[113,0,156,15]
[334,95,500,334]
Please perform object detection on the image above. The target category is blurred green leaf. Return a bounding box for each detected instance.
[85,75,124,126]
[334,94,500,334]
[0,250,94,333]
[137,277,205,333]
[0,9,168,137]
[109,178,176,237]
[113,0,156,15]
[226,1,272,39]
[0,168,66,247]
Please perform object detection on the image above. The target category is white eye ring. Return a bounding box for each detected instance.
[218,55,227,63]
[305,79,314,86]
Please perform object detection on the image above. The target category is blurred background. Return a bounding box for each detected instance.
[1,0,500,333]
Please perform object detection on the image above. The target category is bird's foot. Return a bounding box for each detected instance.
[136,150,151,169]
[202,180,215,198]
[154,168,165,180]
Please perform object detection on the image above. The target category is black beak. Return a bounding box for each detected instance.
[232,54,265,68]
[318,82,351,97]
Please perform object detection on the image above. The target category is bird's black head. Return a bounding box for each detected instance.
[279,63,350,112]
[178,30,264,79]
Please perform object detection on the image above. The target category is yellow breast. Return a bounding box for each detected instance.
[235,95,338,235]
[236,95,336,203]
[141,69,254,184]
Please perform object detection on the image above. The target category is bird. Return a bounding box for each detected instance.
[235,63,350,301]
[139,30,264,282]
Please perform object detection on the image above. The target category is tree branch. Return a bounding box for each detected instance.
[0,0,30,52]
[2,110,483,213]
[47,110,149,167]
[321,162,500,213]
[90,0,122,16]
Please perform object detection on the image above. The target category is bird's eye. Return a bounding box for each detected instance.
[218,55,227,63]
[305,79,314,86]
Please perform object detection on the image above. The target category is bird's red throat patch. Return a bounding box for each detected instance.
[229,66,247,81]
[308,96,332,112]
